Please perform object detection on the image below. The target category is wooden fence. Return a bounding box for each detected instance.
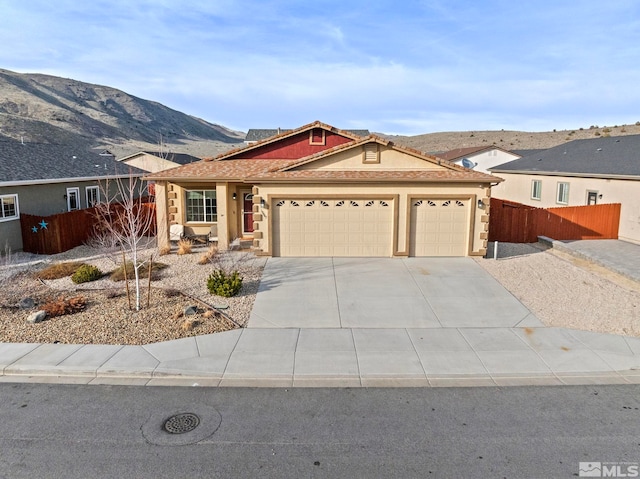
[489,198,620,243]
[20,202,156,255]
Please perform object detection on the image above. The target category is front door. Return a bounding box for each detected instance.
[242,192,254,235]
[587,191,598,205]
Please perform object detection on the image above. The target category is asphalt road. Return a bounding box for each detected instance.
[0,384,638,478]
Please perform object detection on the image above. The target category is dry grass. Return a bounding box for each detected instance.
[158,245,172,256]
[177,239,193,255]
[41,295,87,318]
[34,262,85,280]
[198,244,218,265]
[109,261,168,282]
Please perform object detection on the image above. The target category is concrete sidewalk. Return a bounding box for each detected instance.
[1,242,640,388]
[1,326,639,387]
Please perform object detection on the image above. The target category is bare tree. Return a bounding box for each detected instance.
[93,172,155,311]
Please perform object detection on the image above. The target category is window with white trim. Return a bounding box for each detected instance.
[185,190,217,222]
[556,182,569,205]
[531,179,542,200]
[66,187,81,211]
[86,186,100,208]
[0,194,19,221]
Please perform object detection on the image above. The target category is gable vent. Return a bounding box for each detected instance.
[363,143,379,163]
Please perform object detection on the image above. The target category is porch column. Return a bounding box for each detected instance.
[154,181,170,251]
[216,182,230,250]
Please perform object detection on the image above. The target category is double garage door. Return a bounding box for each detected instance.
[273,199,393,257]
[272,197,469,257]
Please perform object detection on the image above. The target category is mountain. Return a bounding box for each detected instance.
[379,122,640,154]
[0,69,244,155]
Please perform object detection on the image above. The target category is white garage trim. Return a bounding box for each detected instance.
[408,196,473,256]
[271,197,395,257]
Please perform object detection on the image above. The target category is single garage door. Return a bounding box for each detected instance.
[410,199,469,256]
[273,199,393,257]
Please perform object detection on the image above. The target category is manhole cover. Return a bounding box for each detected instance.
[142,406,222,446]
[163,413,200,434]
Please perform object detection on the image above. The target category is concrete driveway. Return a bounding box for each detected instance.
[249,257,543,329]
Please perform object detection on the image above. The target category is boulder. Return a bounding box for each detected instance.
[18,298,35,309]
[27,310,46,324]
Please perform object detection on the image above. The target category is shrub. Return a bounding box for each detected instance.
[109,261,167,281]
[158,245,172,256]
[42,295,86,317]
[35,262,85,280]
[71,264,103,284]
[207,270,243,297]
[177,239,193,255]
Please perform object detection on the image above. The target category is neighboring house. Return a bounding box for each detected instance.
[0,141,145,251]
[148,121,500,257]
[244,128,370,145]
[436,145,521,173]
[490,134,640,244]
[118,151,201,173]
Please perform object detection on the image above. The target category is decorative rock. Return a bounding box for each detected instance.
[184,305,198,316]
[213,304,229,310]
[18,298,35,310]
[27,310,46,324]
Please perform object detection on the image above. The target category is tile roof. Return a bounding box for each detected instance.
[245,127,370,143]
[213,121,367,161]
[146,135,499,184]
[248,169,498,183]
[0,141,144,184]
[491,134,640,177]
[145,159,299,181]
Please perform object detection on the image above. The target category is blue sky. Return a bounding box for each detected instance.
[1,0,640,135]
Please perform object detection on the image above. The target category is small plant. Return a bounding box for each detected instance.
[594,131,601,136]
[42,295,86,317]
[198,244,218,265]
[35,262,85,280]
[109,261,167,281]
[158,245,172,256]
[177,239,193,255]
[207,270,243,297]
[71,264,103,284]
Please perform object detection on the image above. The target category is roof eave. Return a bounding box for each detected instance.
[490,169,640,180]
[0,173,145,187]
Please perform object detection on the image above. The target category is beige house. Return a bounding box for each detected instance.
[118,151,201,173]
[436,145,522,173]
[491,135,640,244]
[147,122,501,257]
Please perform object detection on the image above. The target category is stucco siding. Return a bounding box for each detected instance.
[253,182,487,256]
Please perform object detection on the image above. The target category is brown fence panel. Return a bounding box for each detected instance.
[488,199,539,242]
[489,198,620,243]
[20,202,157,255]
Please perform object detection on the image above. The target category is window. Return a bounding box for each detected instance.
[66,187,80,211]
[556,182,569,205]
[531,180,542,200]
[0,194,19,221]
[185,190,217,222]
[86,186,100,208]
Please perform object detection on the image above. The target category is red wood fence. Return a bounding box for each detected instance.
[489,198,620,243]
[20,202,156,255]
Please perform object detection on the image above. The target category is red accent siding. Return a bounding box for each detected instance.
[240,131,353,160]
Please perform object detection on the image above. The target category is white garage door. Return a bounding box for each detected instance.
[410,199,469,256]
[273,199,393,257]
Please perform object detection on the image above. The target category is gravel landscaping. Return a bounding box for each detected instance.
[1,241,639,345]
[0,241,265,345]
[475,242,640,337]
